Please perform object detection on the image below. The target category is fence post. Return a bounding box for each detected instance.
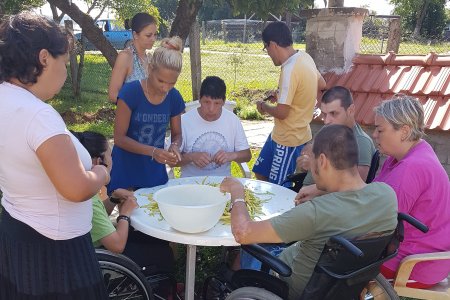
[64,20,79,97]
[386,18,401,54]
[201,21,206,45]
[189,21,202,101]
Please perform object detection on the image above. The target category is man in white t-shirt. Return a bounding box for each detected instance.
[178,76,251,177]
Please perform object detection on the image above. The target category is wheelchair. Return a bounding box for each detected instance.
[201,212,428,300]
[282,150,380,192]
[96,249,180,300]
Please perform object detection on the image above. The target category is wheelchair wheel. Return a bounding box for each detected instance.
[225,287,283,300]
[96,249,154,300]
[364,274,399,300]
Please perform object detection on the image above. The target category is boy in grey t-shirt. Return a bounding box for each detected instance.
[221,124,397,300]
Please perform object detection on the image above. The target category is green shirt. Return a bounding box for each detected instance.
[270,182,397,300]
[303,124,376,185]
[91,194,116,247]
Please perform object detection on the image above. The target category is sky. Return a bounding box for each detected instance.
[314,0,395,15]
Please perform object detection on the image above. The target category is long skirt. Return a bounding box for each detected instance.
[0,209,108,300]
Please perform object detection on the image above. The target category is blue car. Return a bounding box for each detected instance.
[76,19,133,51]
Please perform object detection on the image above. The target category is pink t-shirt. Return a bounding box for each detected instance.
[374,140,450,284]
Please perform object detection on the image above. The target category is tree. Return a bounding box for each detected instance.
[169,0,203,42]
[229,0,314,20]
[390,0,449,38]
[1,0,45,17]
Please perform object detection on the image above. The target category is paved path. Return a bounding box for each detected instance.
[241,119,273,148]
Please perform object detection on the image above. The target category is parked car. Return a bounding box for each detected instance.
[75,19,132,51]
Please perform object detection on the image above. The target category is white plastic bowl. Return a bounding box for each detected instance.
[153,184,230,233]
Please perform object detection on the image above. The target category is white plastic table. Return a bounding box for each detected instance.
[132,176,296,300]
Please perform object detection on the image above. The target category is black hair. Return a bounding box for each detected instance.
[321,86,353,109]
[200,76,226,100]
[0,12,72,84]
[130,13,156,33]
[313,124,359,170]
[262,21,293,47]
[71,131,108,159]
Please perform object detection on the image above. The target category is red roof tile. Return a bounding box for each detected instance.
[320,52,450,131]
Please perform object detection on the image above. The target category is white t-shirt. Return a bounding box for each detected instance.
[0,82,93,240]
[180,108,249,177]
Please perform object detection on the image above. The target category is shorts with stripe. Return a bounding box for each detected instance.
[252,134,304,187]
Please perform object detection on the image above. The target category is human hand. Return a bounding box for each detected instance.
[213,150,234,165]
[118,195,138,216]
[188,152,212,168]
[168,142,182,162]
[153,147,179,166]
[296,144,312,172]
[294,184,319,206]
[92,164,110,185]
[256,100,265,115]
[263,91,277,103]
[111,188,135,204]
[220,177,245,199]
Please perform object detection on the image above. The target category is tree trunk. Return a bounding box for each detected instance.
[0,1,5,19]
[47,0,118,67]
[169,0,203,44]
[50,4,64,23]
[413,0,430,38]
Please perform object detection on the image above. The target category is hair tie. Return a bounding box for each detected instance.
[164,41,178,50]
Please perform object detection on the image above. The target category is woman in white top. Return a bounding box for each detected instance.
[108,13,158,103]
[0,12,109,299]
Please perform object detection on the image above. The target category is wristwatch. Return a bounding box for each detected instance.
[228,198,246,212]
[116,215,131,225]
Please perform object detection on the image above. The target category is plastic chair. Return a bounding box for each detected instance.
[393,252,450,300]
[168,100,251,178]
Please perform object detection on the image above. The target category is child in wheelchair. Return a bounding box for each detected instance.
[72,131,175,297]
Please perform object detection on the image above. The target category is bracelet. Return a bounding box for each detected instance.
[229,198,246,212]
[151,147,157,160]
[116,215,130,224]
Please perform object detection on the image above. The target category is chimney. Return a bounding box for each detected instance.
[300,7,368,73]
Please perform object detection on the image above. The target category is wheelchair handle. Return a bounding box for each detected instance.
[398,212,429,233]
[330,236,364,258]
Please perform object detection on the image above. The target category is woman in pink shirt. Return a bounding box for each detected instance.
[373,95,450,288]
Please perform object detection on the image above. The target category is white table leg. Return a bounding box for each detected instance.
[185,244,196,300]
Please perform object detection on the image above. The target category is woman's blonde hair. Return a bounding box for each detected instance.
[149,36,183,73]
[374,95,425,141]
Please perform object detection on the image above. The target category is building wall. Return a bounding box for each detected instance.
[310,122,450,179]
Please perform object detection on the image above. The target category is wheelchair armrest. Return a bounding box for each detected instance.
[241,244,292,277]
[394,251,450,288]
[330,236,364,258]
[398,213,428,233]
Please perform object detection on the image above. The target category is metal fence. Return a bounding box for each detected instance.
[68,16,450,105]
[360,15,450,55]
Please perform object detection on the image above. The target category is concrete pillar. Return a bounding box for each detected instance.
[300,7,368,73]
[328,0,344,7]
[386,18,401,54]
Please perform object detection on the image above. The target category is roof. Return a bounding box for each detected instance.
[318,52,450,131]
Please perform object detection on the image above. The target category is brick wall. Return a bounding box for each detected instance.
[310,122,450,179]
